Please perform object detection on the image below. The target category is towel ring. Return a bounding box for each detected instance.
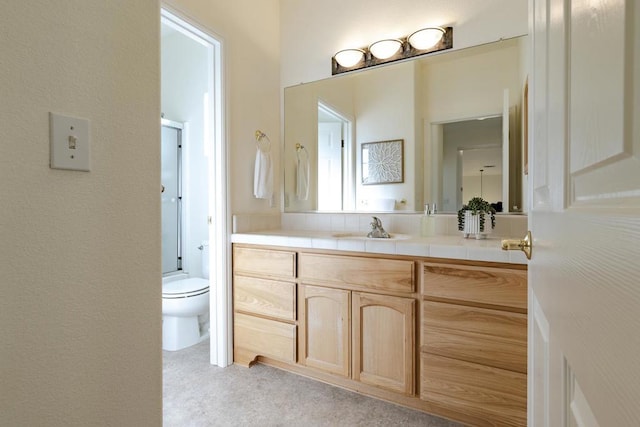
[255,130,271,151]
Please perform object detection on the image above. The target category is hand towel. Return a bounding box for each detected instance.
[254,144,273,199]
[296,149,309,201]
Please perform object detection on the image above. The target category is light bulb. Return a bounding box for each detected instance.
[408,28,445,50]
[334,49,365,67]
[368,39,402,60]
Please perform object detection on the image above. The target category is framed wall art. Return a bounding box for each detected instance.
[361,139,404,185]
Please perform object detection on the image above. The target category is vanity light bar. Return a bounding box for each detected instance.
[332,26,453,75]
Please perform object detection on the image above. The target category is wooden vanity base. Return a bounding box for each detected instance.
[232,244,527,427]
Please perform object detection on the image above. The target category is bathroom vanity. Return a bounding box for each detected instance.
[231,231,527,426]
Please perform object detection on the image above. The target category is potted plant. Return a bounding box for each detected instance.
[457,197,496,239]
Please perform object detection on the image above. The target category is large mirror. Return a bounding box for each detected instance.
[284,36,527,213]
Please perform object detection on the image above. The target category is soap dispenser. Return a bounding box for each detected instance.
[421,203,436,237]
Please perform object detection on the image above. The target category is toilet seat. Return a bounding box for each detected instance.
[163,277,209,299]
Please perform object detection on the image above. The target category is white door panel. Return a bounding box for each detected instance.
[318,122,343,211]
[530,0,640,426]
[569,0,640,205]
[530,291,550,427]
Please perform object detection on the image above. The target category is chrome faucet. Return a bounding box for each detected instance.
[367,216,391,238]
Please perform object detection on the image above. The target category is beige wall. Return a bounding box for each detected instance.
[164,0,282,215]
[355,62,419,210]
[0,1,162,425]
[1,0,282,424]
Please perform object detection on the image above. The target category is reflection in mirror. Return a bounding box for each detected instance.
[317,102,353,211]
[440,116,503,212]
[437,113,522,213]
[284,36,527,213]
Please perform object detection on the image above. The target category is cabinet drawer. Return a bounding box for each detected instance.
[299,253,414,293]
[422,301,527,373]
[421,263,526,310]
[234,276,296,321]
[421,354,526,426]
[233,246,296,278]
[234,313,296,363]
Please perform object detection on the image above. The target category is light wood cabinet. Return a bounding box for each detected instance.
[298,282,415,395]
[421,262,526,311]
[421,354,527,426]
[234,276,296,322]
[231,244,528,426]
[233,246,296,279]
[420,261,527,426]
[297,253,416,394]
[299,253,414,293]
[298,285,350,377]
[232,246,297,366]
[352,292,415,395]
[234,313,296,363]
[422,300,527,373]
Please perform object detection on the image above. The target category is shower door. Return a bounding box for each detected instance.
[161,120,183,274]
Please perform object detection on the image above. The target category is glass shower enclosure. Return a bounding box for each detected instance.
[161,119,183,274]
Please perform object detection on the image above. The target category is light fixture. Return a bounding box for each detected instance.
[369,39,402,60]
[408,27,445,50]
[333,49,365,68]
[332,26,452,75]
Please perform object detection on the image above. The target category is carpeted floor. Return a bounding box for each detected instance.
[163,340,464,426]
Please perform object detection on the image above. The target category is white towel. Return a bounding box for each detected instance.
[296,149,309,201]
[253,145,273,199]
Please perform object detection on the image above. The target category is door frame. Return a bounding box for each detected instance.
[161,7,232,367]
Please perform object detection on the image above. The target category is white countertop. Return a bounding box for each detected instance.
[231,230,528,265]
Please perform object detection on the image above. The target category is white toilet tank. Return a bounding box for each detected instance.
[201,241,209,279]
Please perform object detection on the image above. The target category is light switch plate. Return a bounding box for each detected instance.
[50,112,91,171]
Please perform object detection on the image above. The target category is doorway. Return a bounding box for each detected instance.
[443,116,504,212]
[161,9,230,367]
[317,101,354,211]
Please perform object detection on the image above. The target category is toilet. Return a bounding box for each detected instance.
[162,242,210,351]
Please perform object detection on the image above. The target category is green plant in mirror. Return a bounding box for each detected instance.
[457,197,496,233]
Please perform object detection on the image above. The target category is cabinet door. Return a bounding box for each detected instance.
[298,285,350,377]
[352,292,415,395]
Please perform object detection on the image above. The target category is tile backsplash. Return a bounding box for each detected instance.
[232,213,281,233]
[232,212,527,238]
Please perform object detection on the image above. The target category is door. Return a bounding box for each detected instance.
[298,285,350,377]
[352,292,415,395]
[529,1,640,425]
[317,122,343,210]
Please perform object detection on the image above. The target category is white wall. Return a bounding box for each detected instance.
[161,29,209,278]
[0,2,161,425]
[280,0,528,87]
[164,0,282,216]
